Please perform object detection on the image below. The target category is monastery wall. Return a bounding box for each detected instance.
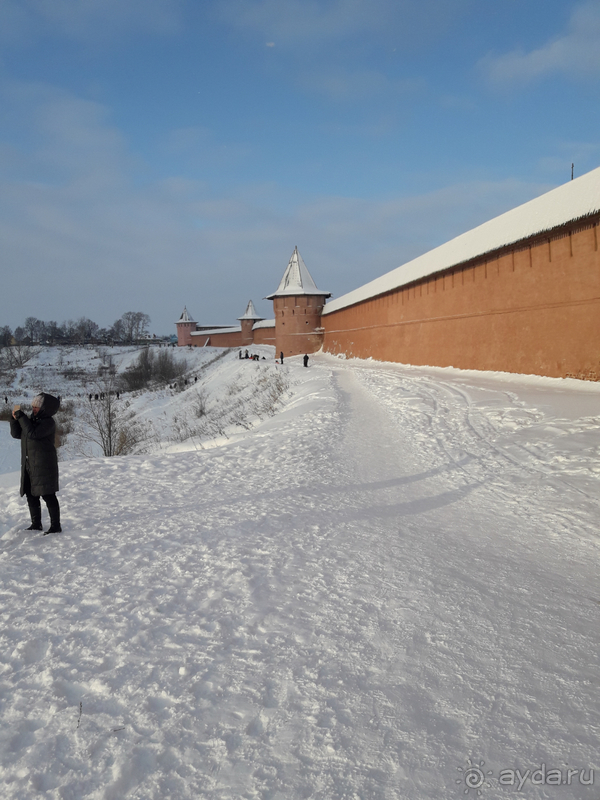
[188,325,276,349]
[192,330,243,348]
[322,218,600,378]
[252,325,276,346]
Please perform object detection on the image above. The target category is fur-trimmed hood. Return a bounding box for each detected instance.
[36,393,60,418]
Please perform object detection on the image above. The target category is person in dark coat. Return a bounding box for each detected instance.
[10,393,62,533]
[303,354,309,367]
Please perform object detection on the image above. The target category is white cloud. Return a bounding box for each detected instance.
[215,0,467,48]
[0,0,183,44]
[164,126,252,171]
[298,68,423,102]
[1,81,133,188]
[216,0,380,43]
[481,1,600,85]
[0,80,556,334]
[214,0,448,106]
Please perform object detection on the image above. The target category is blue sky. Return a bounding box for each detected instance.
[1,0,599,334]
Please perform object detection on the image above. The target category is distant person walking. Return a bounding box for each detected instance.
[303,354,309,367]
[10,393,62,534]
[280,351,284,364]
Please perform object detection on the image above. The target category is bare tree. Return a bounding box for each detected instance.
[24,316,40,343]
[96,327,112,344]
[78,377,145,456]
[0,326,12,346]
[119,311,151,343]
[61,319,77,342]
[154,348,187,383]
[46,320,61,344]
[73,317,99,344]
[110,317,125,342]
[1,343,41,369]
[35,319,48,342]
[120,347,186,390]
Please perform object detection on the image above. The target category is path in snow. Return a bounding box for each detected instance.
[0,355,598,799]
[327,360,599,797]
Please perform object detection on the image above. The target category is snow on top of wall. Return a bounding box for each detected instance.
[266,247,331,298]
[323,166,600,315]
[191,326,241,336]
[253,318,275,329]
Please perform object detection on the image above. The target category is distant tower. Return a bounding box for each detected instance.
[238,300,263,346]
[175,306,197,346]
[266,247,331,357]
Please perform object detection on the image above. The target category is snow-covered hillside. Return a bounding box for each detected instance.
[1,344,289,462]
[1,349,599,799]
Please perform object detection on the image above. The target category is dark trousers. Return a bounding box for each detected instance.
[23,470,60,522]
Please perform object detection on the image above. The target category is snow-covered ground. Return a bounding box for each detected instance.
[0,349,599,799]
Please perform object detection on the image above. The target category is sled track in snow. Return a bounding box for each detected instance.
[331,360,599,519]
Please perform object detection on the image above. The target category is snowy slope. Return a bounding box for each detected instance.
[0,423,21,477]
[0,352,599,799]
[0,344,210,411]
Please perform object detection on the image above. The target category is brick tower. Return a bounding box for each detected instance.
[238,300,263,346]
[266,247,331,357]
[175,306,197,346]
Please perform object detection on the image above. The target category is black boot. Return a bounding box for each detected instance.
[44,496,62,535]
[27,498,43,531]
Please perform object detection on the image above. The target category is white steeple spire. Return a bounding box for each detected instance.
[266,247,331,299]
[176,306,196,323]
[238,300,263,320]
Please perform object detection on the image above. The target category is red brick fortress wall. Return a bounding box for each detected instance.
[187,325,276,349]
[252,326,276,346]
[176,322,196,347]
[240,319,255,346]
[274,295,328,357]
[322,217,600,378]
[190,330,244,348]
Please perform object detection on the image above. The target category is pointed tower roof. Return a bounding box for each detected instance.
[238,300,263,321]
[265,247,331,299]
[176,306,196,324]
